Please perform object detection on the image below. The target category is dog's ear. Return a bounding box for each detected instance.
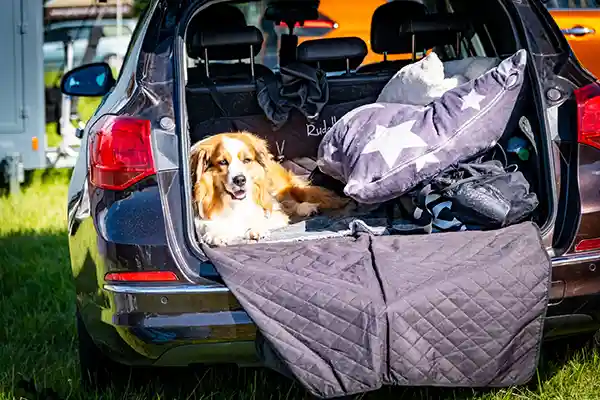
[190,143,211,186]
[253,178,274,215]
[241,132,273,166]
[190,143,213,217]
[194,173,215,219]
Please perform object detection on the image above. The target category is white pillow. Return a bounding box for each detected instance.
[444,56,500,81]
[376,52,467,106]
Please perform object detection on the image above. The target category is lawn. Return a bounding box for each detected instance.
[2,174,600,399]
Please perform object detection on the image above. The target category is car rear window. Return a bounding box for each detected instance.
[543,0,598,8]
[184,0,513,73]
[44,26,92,43]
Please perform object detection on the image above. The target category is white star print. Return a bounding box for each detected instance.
[414,152,439,172]
[361,120,427,168]
[341,103,386,124]
[346,179,361,191]
[323,142,341,164]
[460,88,486,111]
[324,142,337,156]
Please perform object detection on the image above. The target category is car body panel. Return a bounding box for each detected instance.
[569,144,600,251]
[550,9,600,78]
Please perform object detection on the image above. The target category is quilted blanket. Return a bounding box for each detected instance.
[204,222,551,398]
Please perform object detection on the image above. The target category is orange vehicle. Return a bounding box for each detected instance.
[274,0,600,78]
[546,0,600,78]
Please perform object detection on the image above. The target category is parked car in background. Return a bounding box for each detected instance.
[43,18,137,72]
[546,0,600,78]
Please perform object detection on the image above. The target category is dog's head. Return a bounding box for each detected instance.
[190,132,274,218]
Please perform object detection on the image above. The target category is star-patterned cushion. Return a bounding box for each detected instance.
[317,49,528,204]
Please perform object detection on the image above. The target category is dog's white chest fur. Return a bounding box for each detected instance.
[195,198,288,247]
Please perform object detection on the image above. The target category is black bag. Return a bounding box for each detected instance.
[398,156,539,231]
[398,114,542,232]
[433,160,539,228]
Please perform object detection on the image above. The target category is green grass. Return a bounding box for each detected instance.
[2,176,600,399]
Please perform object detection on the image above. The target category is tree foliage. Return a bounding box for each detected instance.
[134,0,151,16]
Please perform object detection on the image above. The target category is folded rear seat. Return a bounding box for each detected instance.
[186,25,272,129]
[358,3,474,74]
[399,13,474,58]
[296,37,389,106]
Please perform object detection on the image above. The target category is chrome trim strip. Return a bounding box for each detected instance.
[552,252,600,267]
[104,284,230,295]
[104,252,600,294]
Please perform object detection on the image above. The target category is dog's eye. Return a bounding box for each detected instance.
[243,158,252,164]
[218,159,229,166]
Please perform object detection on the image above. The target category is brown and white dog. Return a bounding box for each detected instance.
[190,131,348,246]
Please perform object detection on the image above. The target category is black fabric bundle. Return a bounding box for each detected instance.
[256,62,329,130]
[399,158,539,232]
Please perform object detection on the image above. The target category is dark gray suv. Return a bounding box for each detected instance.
[60,0,600,388]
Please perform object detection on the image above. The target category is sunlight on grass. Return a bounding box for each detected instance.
[2,176,600,399]
[0,172,76,399]
[0,171,69,234]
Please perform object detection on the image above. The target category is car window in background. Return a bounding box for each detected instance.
[185,0,478,71]
[544,0,600,78]
[544,0,598,8]
[44,26,93,43]
[102,25,133,37]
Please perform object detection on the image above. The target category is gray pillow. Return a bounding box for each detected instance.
[317,49,528,204]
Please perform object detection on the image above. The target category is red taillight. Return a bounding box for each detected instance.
[89,115,155,190]
[575,82,600,253]
[575,81,600,150]
[278,20,338,29]
[575,238,600,252]
[105,271,179,282]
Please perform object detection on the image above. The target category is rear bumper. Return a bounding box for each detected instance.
[88,252,600,367]
[86,283,259,367]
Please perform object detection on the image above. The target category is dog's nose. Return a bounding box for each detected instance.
[233,175,246,187]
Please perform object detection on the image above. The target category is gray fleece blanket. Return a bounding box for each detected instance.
[204,222,551,398]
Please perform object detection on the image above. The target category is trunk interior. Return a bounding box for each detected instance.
[181,0,554,259]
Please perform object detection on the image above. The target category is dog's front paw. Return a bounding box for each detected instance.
[245,227,270,241]
[296,202,319,217]
[201,232,236,247]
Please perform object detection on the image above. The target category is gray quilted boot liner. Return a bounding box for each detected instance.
[203,222,551,399]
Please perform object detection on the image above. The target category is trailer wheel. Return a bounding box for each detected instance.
[0,154,24,195]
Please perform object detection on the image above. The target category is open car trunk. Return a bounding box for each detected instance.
[183,61,553,248]
[176,0,556,397]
